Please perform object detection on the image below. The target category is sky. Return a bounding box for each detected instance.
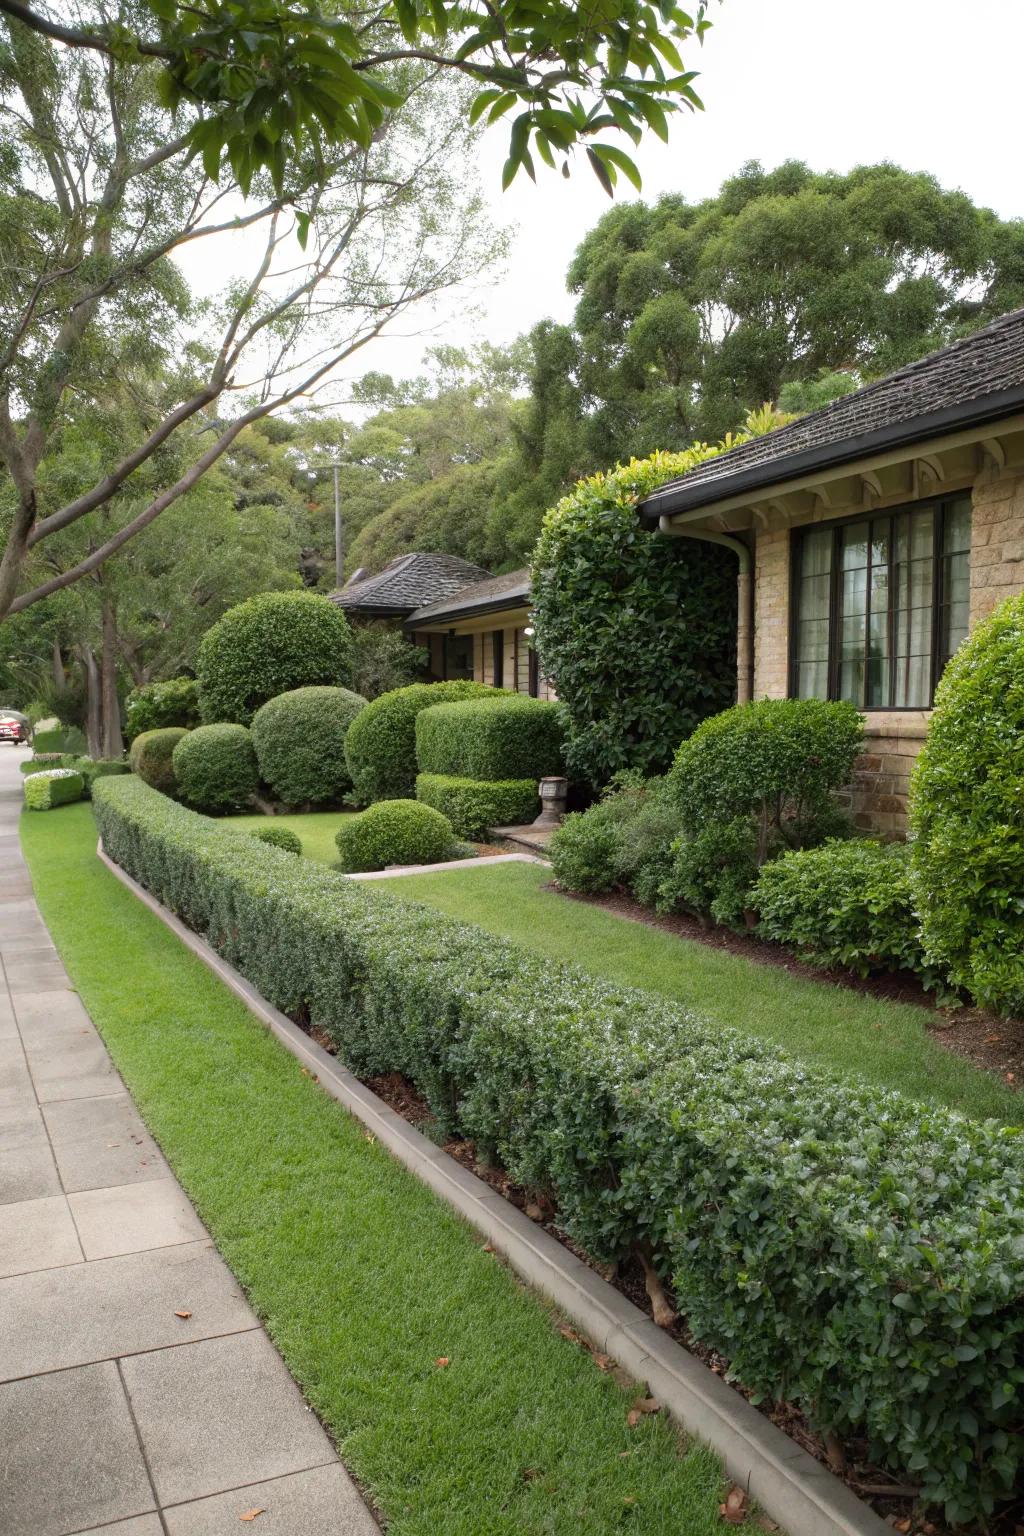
[177,0,1024,391]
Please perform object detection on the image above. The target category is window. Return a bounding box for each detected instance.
[791,497,971,709]
[491,629,504,689]
[443,633,474,681]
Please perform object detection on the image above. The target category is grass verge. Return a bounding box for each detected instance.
[393,861,1022,1126]
[223,808,353,864]
[22,804,727,1536]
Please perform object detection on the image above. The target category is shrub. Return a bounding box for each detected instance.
[344,681,495,805]
[93,771,1024,1524]
[663,698,864,926]
[754,839,947,991]
[548,774,684,905]
[531,448,742,786]
[335,799,454,872]
[415,696,565,782]
[32,726,66,754]
[24,768,83,810]
[172,724,258,813]
[68,758,130,799]
[130,728,189,796]
[197,591,355,726]
[124,677,201,743]
[415,774,538,839]
[351,627,429,700]
[21,753,77,776]
[910,592,1024,1016]
[248,824,302,855]
[251,685,367,808]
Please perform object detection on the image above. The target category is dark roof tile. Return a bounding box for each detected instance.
[406,568,531,625]
[330,552,491,615]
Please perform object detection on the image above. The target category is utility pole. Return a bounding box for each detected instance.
[332,457,342,587]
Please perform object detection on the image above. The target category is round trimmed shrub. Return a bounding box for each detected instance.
[911,592,1024,1015]
[414,773,538,839]
[335,799,454,872]
[415,696,565,782]
[172,724,258,813]
[197,591,355,726]
[248,824,302,855]
[130,728,189,796]
[344,681,495,805]
[251,686,367,808]
[124,677,201,743]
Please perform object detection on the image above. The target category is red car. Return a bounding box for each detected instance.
[0,717,28,745]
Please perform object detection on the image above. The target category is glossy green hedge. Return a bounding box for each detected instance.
[415,697,564,782]
[197,591,355,726]
[335,798,454,872]
[415,773,538,839]
[92,773,1024,1523]
[24,768,83,809]
[124,677,201,743]
[172,724,258,814]
[344,681,495,805]
[129,728,189,797]
[910,592,1024,1016]
[251,685,367,808]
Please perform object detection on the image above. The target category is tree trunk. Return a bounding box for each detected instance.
[100,597,123,759]
[80,646,102,759]
[51,638,65,694]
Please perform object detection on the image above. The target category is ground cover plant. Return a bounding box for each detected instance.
[24,801,728,1536]
[90,776,1024,1520]
[251,685,367,808]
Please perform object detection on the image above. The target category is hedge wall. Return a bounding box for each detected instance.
[92,774,1024,1523]
[24,769,83,809]
[415,773,539,839]
[415,697,564,782]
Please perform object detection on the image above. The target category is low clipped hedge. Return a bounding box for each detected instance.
[32,727,66,754]
[93,772,1024,1524]
[415,696,564,782]
[248,824,302,855]
[415,773,538,839]
[130,728,189,796]
[344,680,495,805]
[251,685,366,808]
[21,753,77,776]
[24,768,84,810]
[336,799,454,872]
[172,724,258,814]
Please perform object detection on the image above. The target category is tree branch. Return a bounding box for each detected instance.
[0,0,173,59]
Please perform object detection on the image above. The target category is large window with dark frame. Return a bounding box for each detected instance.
[791,496,971,710]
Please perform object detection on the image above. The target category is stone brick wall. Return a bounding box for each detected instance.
[752,526,790,698]
[969,467,1024,624]
[841,713,930,838]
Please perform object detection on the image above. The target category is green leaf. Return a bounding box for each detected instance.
[468,89,503,125]
[591,142,642,192]
[586,146,615,198]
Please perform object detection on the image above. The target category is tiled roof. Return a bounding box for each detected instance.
[641,306,1024,520]
[329,552,491,615]
[406,568,531,626]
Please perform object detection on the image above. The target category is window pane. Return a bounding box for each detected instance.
[839,656,865,704]
[802,528,832,578]
[794,530,834,699]
[841,523,869,571]
[943,498,972,555]
[797,618,829,662]
[842,566,867,616]
[797,660,829,699]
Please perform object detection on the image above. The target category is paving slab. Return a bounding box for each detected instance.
[69,1520,163,1536]
[13,988,96,1038]
[122,1331,336,1507]
[23,1028,123,1102]
[0,1361,155,1536]
[163,1463,379,1536]
[43,1092,169,1193]
[68,1176,206,1259]
[4,951,74,993]
[0,1050,37,1108]
[0,1137,62,1204]
[0,1192,82,1278]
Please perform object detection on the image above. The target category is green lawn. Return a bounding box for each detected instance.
[393,861,1022,1126]
[223,808,353,865]
[22,803,727,1536]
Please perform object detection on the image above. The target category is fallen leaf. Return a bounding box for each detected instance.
[364,1132,376,1145]
[482,1242,496,1254]
[239,1511,265,1524]
[622,1496,636,1506]
[558,1324,584,1347]
[719,1484,748,1524]
[434,1356,450,1368]
[593,1352,613,1371]
[173,1309,192,1320]
[520,1467,540,1482]
[891,1520,911,1535]
[1006,1072,1016,1084]
[984,1033,1003,1043]
[626,1394,660,1428]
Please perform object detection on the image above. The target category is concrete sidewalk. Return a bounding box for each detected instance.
[0,747,378,1536]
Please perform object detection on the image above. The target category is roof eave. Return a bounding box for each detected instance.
[405,589,531,628]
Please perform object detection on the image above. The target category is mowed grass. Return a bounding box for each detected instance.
[22,804,728,1536]
[223,808,353,865]
[393,861,1022,1126]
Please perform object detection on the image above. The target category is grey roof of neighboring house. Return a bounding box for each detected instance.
[406,567,532,627]
[329,552,492,617]
[640,306,1024,522]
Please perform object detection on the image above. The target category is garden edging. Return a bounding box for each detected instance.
[97,838,889,1536]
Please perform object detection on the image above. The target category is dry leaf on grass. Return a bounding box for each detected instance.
[719,1484,748,1524]
[434,1356,450,1368]
[593,1352,613,1371]
[626,1395,660,1428]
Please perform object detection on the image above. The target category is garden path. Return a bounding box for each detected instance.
[0,746,379,1536]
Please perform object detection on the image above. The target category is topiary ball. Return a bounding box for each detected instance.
[335,799,454,872]
[172,724,259,813]
[344,681,495,805]
[196,591,355,726]
[910,591,1024,1016]
[248,824,303,855]
[129,727,190,797]
[251,685,366,808]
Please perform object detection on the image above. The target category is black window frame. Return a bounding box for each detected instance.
[788,494,971,712]
[491,628,504,689]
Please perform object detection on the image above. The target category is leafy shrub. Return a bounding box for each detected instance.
[415,774,538,839]
[32,726,66,754]
[94,771,1024,1524]
[548,774,684,905]
[663,698,863,926]
[754,839,947,992]
[197,591,355,726]
[251,686,367,809]
[415,696,564,782]
[68,758,130,799]
[531,448,741,786]
[248,824,302,855]
[351,627,429,700]
[911,593,1024,1016]
[172,724,258,813]
[335,798,455,872]
[129,728,189,796]
[21,753,76,776]
[344,681,494,805]
[124,677,201,743]
[24,768,83,810]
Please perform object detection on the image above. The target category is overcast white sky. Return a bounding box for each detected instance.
[178,0,1024,390]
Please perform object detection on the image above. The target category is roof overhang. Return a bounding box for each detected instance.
[332,601,415,620]
[405,588,531,631]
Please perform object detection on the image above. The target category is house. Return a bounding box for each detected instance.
[638,307,1024,835]
[405,568,556,698]
[329,552,493,679]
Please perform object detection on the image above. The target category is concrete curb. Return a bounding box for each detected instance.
[97,841,890,1536]
[348,852,544,880]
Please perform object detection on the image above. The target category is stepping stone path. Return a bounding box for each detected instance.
[0,748,379,1536]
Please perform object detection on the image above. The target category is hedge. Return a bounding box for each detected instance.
[21,753,77,776]
[92,773,1024,1524]
[344,680,495,805]
[172,724,259,813]
[415,773,538,839]
[32,727,66,754]
[415,696,564,782]
[251,685,366,808]
[197,591,355,726]
[124,677,201,743]
[335,799,454,872]
[129,728,189,797]
[24,768,83,810]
